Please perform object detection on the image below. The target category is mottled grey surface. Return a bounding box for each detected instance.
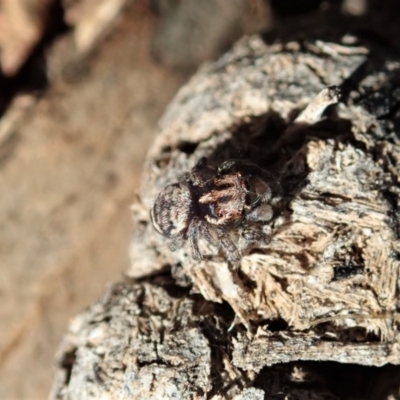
[53,30,400,400]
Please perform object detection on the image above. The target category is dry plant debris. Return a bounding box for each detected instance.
[0,0,54,76]
[51,34,400,399]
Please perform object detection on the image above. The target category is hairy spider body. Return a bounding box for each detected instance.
[151,182,194,238]
[151,158,280,263]
[199,173,248,227]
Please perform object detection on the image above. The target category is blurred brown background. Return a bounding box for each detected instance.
[0,0,398,399]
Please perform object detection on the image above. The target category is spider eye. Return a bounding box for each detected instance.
[209,204,222,219]
[213,206,224,219]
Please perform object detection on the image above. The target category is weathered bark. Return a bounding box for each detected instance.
[51,34,400,399]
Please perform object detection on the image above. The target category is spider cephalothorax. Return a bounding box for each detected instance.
[151,158,281,263]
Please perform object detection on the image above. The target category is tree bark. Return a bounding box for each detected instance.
[51,33,400,399]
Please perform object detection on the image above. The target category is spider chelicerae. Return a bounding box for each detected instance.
[151,157,281,263]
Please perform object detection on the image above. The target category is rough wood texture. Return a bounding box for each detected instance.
[51,34,400,399]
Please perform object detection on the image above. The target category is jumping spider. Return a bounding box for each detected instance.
[151,158,281,263]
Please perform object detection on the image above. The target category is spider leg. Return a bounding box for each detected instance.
[194,157,208,169]
[245,192,261,208]
[241,227,267,245]
[198,220,218,247]
[169,234,185,252]
[219,160,280,193]
[218,159,266,176]
[186,157,216,187]
[218,232,241,263]
[217,159,239,174]
[246,203,274,223]
[248,176,272,202]
[188,218,202,260]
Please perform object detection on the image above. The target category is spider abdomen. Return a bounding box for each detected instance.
[151,182,194,238]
